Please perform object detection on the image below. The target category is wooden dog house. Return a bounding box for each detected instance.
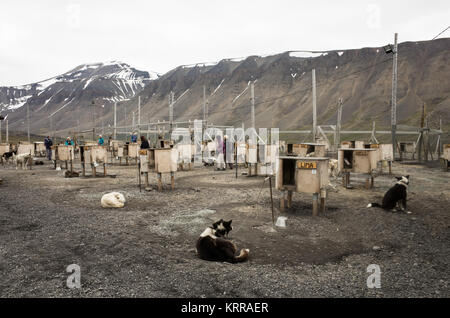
[34,142,46,157]
[154,148,178,191]
[338,148,378,188]
[255,144,278,176]
[55,145,75,171]
[0,143,10,156]
[79,145,108,177]
[123,143,139,165]
[398,142,416,160]
[176,144,193,170]
[276,156,329,216]
[287,143,326,157]
[17,142,34,156]
[341,141,364,149]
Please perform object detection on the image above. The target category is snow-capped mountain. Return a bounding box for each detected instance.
[0,61,155,134]
[0,61,154,113]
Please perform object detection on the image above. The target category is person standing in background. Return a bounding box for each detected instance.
[131,132,138,143]
[140,136,150,149]
[98,135,105,146]
[65,137,74,146]
[44,136,53,160]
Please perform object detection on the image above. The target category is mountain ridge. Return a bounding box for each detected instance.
[1,38,449,139]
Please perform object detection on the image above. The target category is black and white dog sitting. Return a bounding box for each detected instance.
[367,175,411,214]
[196,219,250,263]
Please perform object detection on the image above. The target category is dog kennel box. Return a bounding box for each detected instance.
[338,148,378,174]
[157,139,173,149]
[379,144,394,161]
[111,140,122,152]
[289,143,326,157]
[443,144,450,160]
[117,146,124,158]
[90,146,108,163]
[398,142,415,153]
[0,143,10,156]
[177,144,193,164]
[57,145,75,161]
[138,149,156,171]
[17,143,34,156]
[34,142,46,155]
[125,143,139,158]
[139,150,149,173]
[246,144,257,164]
[80,146,92,164]
[364,143,381,161]
[51,146,58,160]
[265,144,279,164]
[276,156,329,194]
[154,148,178,173]
[236,142,247,163]
[341,141,364,149]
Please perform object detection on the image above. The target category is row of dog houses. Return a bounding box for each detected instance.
[2,139,449,215]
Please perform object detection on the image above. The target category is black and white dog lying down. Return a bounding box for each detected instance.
[196,219,250,263]
[367,175,411,214]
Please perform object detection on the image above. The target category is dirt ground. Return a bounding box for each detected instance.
[0,157,448,298]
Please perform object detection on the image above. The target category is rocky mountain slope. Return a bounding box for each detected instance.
[1,38,449,138]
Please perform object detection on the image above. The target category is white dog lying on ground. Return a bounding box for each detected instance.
[101,192,126,208]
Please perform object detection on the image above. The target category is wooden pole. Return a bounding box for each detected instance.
[269,176,275,224]
[312,193,319,216]
[251,82,255,130]
[391,33,398,160]
[113,102,117,140]
[27,103,30,143]
[335,98,343,152]
[312,69,317,142]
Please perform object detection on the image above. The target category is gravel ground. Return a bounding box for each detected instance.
[0,158,448,297]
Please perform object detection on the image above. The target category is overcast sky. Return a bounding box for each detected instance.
[0,0,449,86]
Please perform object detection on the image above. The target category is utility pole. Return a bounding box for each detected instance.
[203,85,207,125]
[6,119,8,143]
[169,91,174,136]
[50,115,53,141]
[138,96,141,138]
[335,98,343,151]
[27,103,30,142]
[312,69,317,142]
[251,81,255,129]
[391,33,398,160]
[124,104,127,127]
[0,119,2,143]
[114,102,117,139]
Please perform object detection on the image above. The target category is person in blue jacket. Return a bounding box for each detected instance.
[65,137,74,146]
[131,132,138,143]
[98,135,105,146]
